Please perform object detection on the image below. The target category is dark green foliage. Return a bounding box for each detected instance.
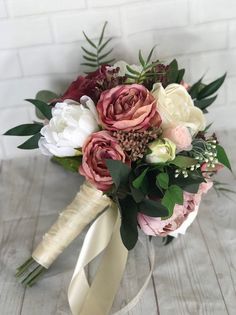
[216,144,232,171]
[17,133,41,149]
[4,123,43,136]
[189,73,226,111]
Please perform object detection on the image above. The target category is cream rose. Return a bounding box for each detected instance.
[152,83,206,135]
[145,138,176,164]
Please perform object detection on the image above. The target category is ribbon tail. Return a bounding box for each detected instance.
[68,203,128,315]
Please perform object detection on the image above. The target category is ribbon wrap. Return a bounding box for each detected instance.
[32,181,111,268]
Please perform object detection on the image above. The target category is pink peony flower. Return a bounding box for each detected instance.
[97,84,162,131]
[138,182,212,237]
[79,131,129,191]
[162,125,192,152]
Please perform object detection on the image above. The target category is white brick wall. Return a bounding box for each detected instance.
[0,0,236,159]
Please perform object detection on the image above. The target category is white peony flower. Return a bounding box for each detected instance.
[38,97,99,157]
[152,83,206,135]
[113,60,142,77]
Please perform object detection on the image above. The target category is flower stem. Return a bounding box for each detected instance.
[15,257,46,286]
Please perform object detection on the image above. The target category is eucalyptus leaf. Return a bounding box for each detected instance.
[36,90,58,103]
[26,99,52,120]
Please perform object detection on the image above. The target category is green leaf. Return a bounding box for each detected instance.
[81,62,98,68]
[98,21,108,46]
[183,183,200,194]
[138,50,145,67]
[167,59,179,83]
[99,58,115,65]
[82,55,97,62]
[132,168,149,189]
[81,46,97,57]
[170,156,197,168]
[106,159,131,189]
[216,144,231,171]
[35,90,58,119]
[25,99,52,120]
[188,77,203,99]
[82,31,97,49]
[51,156,82,172]
[176,68,185,84]
[156,173,169,190]
[194,95,217,110]
[17,133,41,150]
[203,122,213,132]
[119,196,138,250]
[197,73,226,99]
[98,37,112,53]
[146,45,157,64]
[4,123,42,136]
[139,198,169,217]
[162,185,183,215]
[98,48,113,61]
[126,65,140,76]
[36,90,58,103]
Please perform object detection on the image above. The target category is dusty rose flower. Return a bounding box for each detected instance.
[138,182,212,237]
[161,125,192,152]
[79,131,129,191]
[97,84,162,131]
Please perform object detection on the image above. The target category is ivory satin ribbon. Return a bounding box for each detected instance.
[32,181,155,315]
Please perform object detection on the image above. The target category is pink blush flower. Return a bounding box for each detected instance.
[138,183,213,237]
[79,131,129,191]
[162,125,192,152]
[97,84,162,131]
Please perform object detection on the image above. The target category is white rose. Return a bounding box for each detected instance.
[152,83,206,135]
[113,60,142,77]
[38,96,99,157]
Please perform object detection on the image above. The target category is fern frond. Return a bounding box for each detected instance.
[81,22,115,71]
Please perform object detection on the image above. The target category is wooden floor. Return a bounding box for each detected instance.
[0,130,236,315]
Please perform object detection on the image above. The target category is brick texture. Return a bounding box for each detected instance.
[0,0,236,158]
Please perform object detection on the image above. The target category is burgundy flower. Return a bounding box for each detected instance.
[56,65,123,104]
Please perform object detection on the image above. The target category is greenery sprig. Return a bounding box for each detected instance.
[81,21,115,71]
[125,47,161,84]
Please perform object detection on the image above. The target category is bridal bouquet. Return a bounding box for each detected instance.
[5,23,231,315]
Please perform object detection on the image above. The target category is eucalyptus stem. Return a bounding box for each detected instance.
[15,257,46,287]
